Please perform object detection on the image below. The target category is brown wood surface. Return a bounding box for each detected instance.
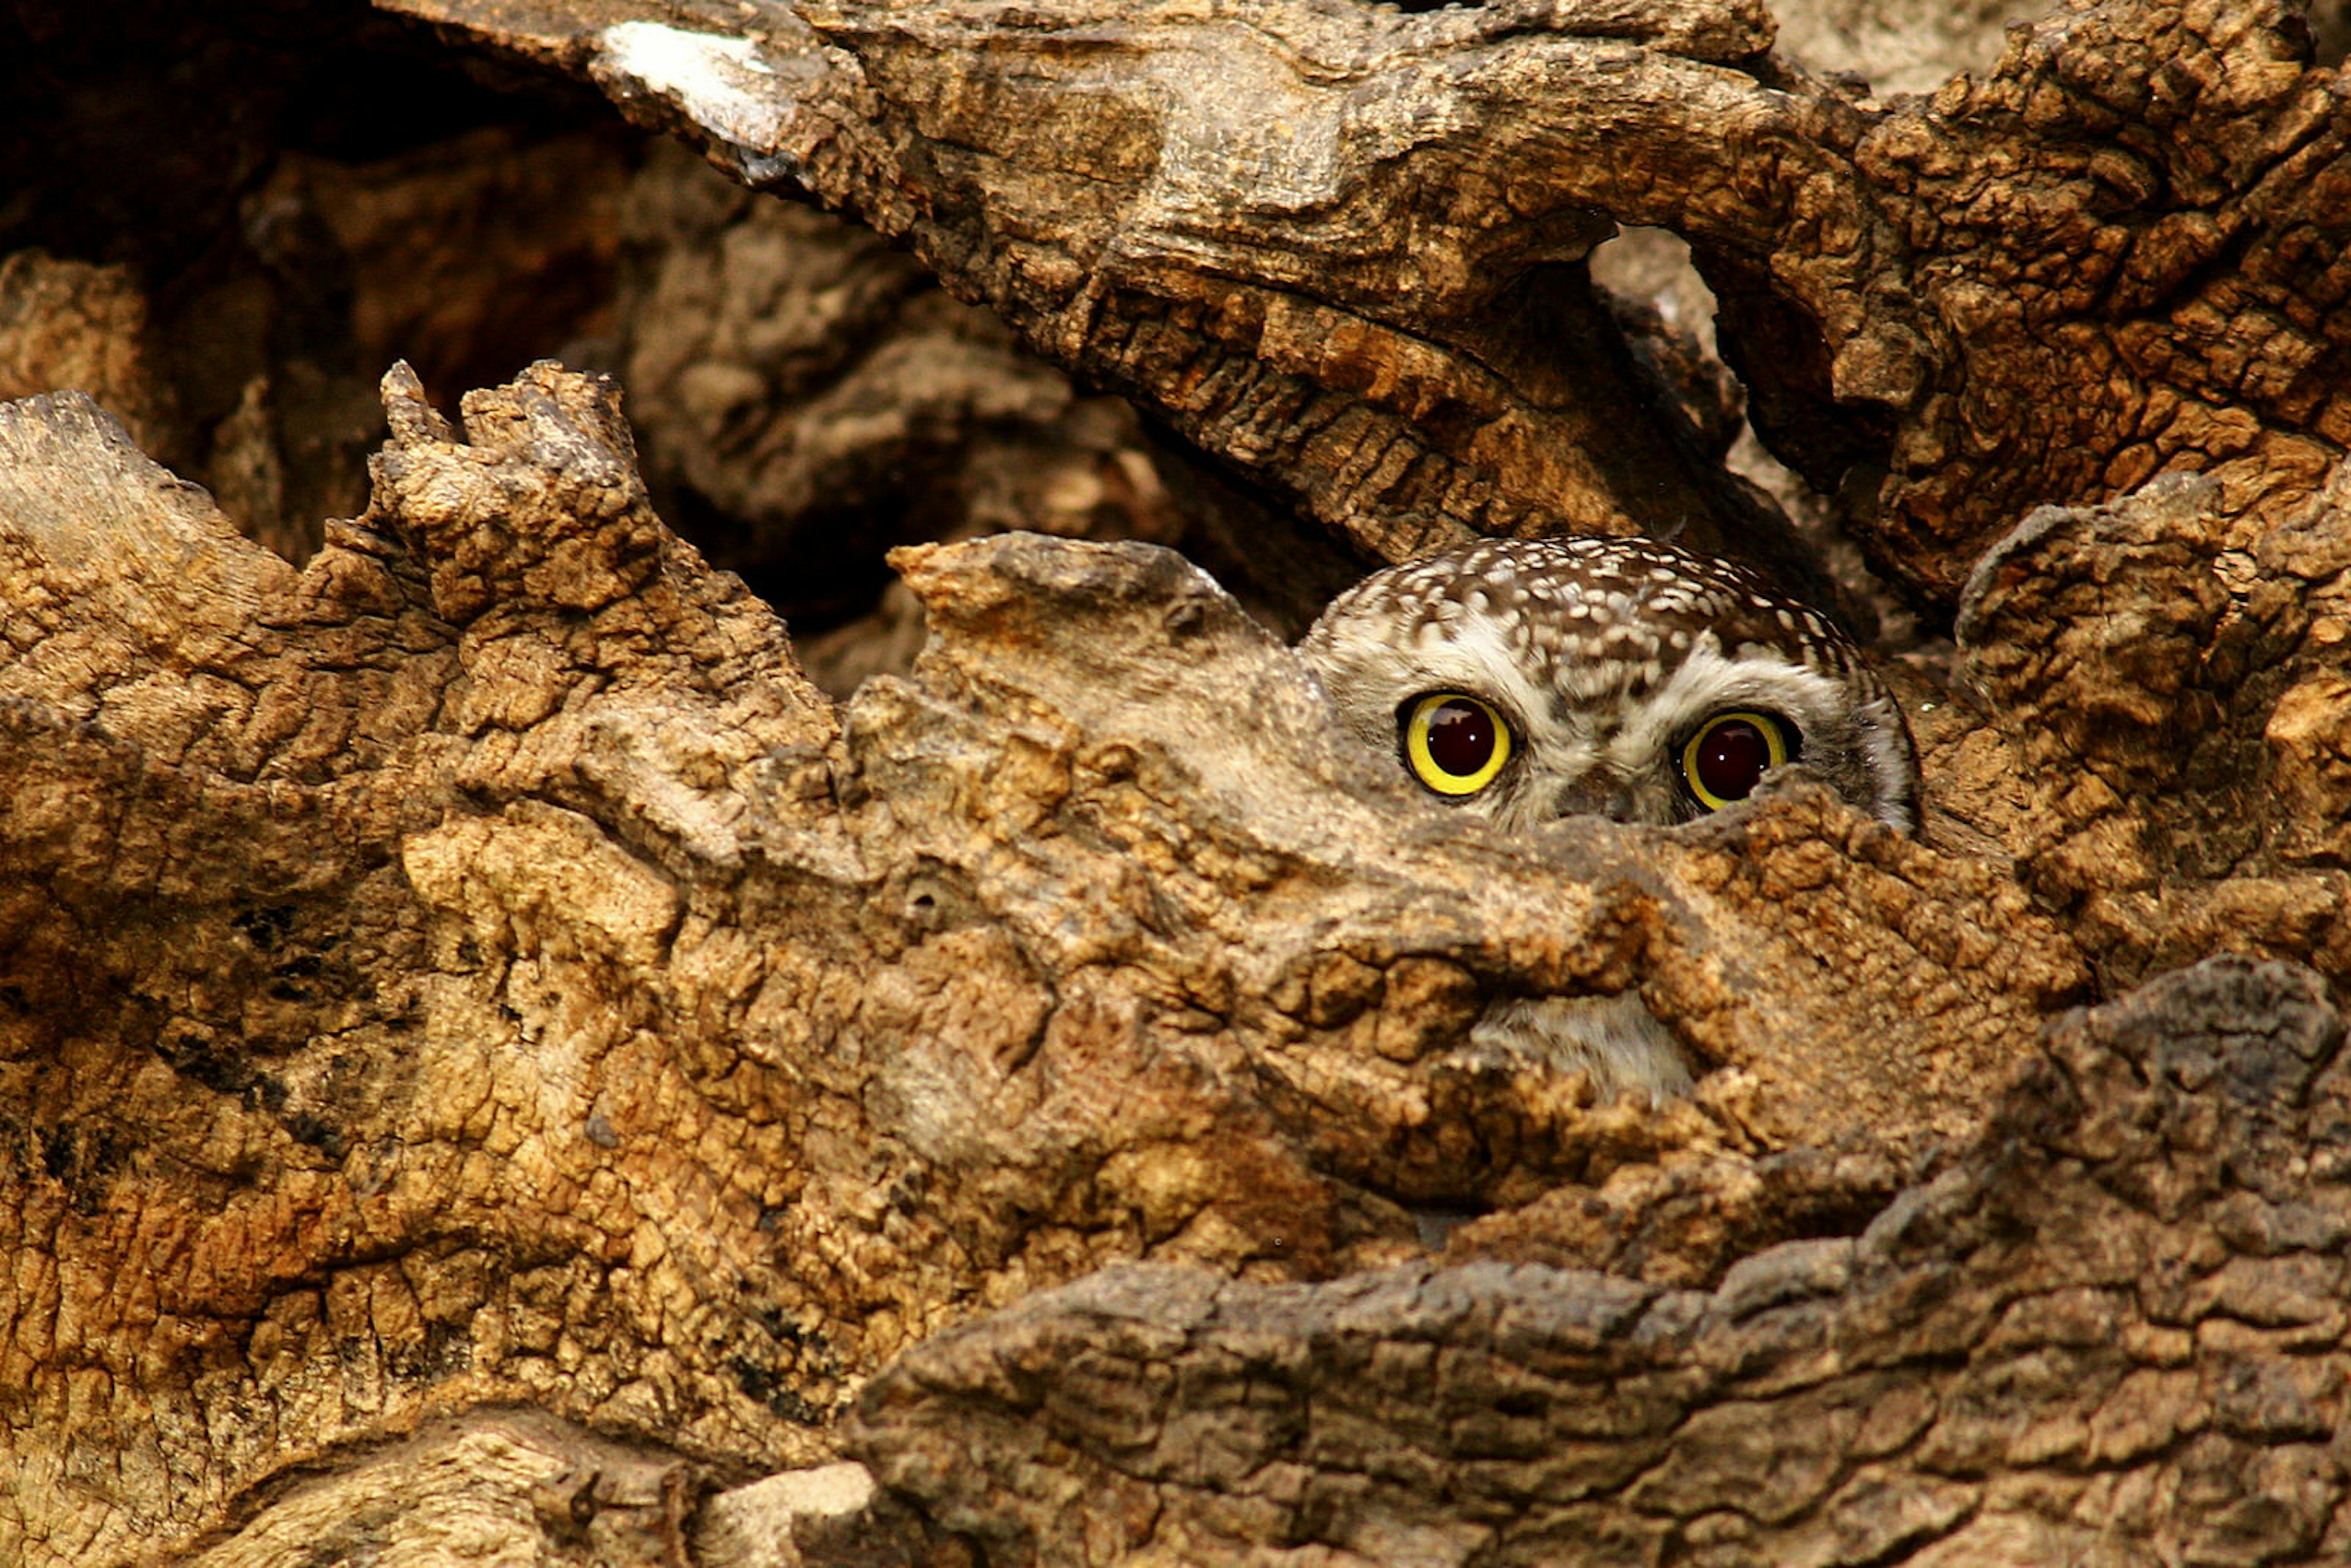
[2,0,2349,1561]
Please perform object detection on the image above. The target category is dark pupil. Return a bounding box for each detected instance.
[1426,699,1496,777]
[1695,719,1772,801]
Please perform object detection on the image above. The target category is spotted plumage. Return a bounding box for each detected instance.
[1297,535,1920,1101]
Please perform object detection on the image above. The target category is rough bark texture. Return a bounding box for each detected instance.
[386,0,2351,604]
[2,0,2348,1562]
[0,365,2072,1559]
[852,956,2351,1566]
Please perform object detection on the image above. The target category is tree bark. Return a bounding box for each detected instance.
[2,0,2347,1562]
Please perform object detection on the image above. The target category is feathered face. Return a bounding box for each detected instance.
[1297,536,1919,834]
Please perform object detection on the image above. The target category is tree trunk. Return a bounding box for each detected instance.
[2,0,2347,1562]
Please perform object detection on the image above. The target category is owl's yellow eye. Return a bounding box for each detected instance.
[1681,711,1794,810]
[1403,693,1512,797]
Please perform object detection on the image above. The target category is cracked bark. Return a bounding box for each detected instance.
[3,0,2349,1562]
[851,956,2351,1566]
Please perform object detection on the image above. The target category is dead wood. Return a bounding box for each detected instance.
[2,0,2349,1562]
[0,362,2074,1559]
[389,0,2351,604]
[850,958,2351,1565]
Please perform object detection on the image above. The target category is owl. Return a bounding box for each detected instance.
[1297,535,1920,1101]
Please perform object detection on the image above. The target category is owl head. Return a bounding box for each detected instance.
[1297,536,1919,834]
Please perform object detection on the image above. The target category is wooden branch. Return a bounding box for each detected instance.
[385,0,2348,603]
[382,0,1823,580]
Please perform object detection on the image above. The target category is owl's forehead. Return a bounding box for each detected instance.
[1359,536,1854,689]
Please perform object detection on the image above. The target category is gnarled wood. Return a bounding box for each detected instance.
[849,958,2351,1566]
[390,0,2351,605]
[4,0,2350,1560]
[0,366,2079,1560]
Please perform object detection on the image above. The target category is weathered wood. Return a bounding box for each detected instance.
[0,368,2079,1559]
[389,0,2351,604]
[388,0,1825,583]
[4,0,2350,1560]
[849,958,2351,1566]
